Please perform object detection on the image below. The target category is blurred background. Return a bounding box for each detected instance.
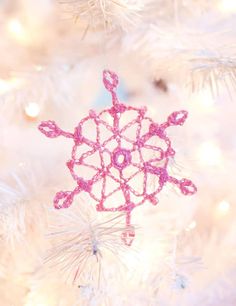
[0,0,236,305]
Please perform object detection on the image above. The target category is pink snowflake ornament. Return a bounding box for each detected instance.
[39,70,197,246]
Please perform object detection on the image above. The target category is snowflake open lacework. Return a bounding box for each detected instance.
[38,70,197,246]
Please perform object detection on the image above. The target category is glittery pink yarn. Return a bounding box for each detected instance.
[38,70,197,246]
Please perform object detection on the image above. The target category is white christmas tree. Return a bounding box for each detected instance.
[0,1,236,305]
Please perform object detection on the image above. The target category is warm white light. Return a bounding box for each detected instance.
[7,19,30,44]
[35,65,43,72]
[197,142,222,166]
[24,102,40,118]
[219,0,236,13]
[217,200,230,215]
[186,220,197,231]
[8,19,24,36]
[0,78,23,94]
[190,90,215,112]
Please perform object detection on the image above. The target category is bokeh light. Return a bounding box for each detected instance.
[217,200,230,215]
[24,102,41,119]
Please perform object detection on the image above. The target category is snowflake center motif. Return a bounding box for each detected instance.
[38,70,197,246]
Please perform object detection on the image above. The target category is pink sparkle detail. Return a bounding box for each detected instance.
[38,70,197,246]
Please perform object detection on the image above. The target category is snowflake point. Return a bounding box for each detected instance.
[167,110,188,126]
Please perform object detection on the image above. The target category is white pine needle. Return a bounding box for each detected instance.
[45,201,131,286]
[58,0,143,31]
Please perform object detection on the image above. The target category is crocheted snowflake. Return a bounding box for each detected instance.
[39,70,197,246]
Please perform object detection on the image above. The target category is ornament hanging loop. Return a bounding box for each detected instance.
[103,70,119,94]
